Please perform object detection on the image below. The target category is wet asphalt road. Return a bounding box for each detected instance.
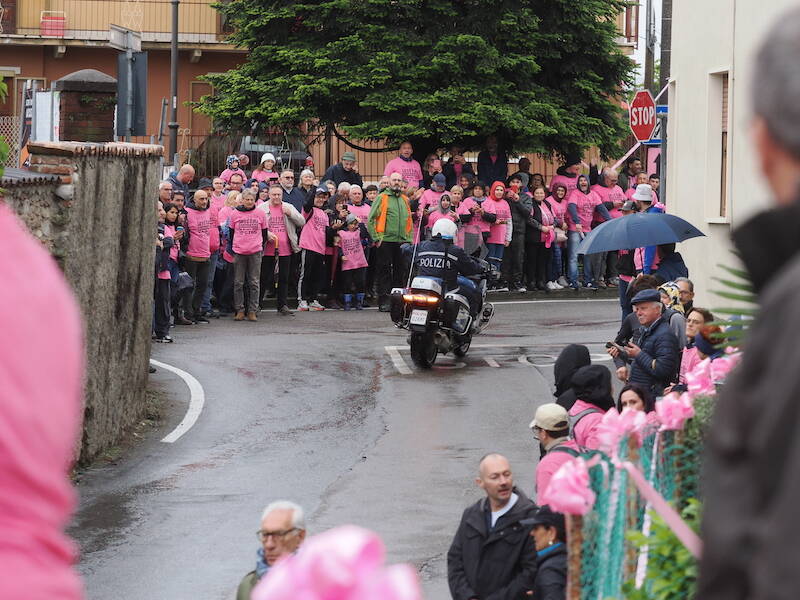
[70,297,620,599]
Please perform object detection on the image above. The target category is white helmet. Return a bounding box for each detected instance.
[431,219,457,240]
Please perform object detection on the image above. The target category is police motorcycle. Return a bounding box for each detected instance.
[389,220,498,368]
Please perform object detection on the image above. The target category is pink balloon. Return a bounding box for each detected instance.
[540,457,596,516]
[252,526,422,600]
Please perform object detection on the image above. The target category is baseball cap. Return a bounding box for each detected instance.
[198,177,213,189]
[529,403,569,432]
[621,200,637,212]
[345,213,358,224]
[432,173,446,188]
[315,186,330,195]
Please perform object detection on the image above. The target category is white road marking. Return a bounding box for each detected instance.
[485,357,500,368]
[151,359,206,443]
[384,346,412,375]
[360,297,616,310]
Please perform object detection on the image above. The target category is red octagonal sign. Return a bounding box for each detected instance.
[629,90,657,142]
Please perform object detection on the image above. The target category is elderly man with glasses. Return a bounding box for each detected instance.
[236,500,306,599]
[277,169,307,213]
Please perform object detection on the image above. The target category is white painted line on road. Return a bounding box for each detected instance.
[493,298,618,305]
[150,359,206,443]
[384,346,412,375]
[485,357,500,368]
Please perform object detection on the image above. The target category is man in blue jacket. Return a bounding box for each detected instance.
[620,288,680,395]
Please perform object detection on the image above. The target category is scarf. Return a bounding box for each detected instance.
[375,190,412,235]
[255,547,271,579]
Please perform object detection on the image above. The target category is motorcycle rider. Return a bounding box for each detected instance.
[403,219,486,317]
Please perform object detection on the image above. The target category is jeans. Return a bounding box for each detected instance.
[183,258,210,319]
[262,253,292,308]
[485,243,505,270]
[549,244,563,282]
[619,278,632,320]
[201,250,220,312]
[234,251,263,313]
[588,252,606,283]
[153,278,171,337]
[567,231,593,286]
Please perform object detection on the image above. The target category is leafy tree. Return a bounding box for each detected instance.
[200,0,634,159]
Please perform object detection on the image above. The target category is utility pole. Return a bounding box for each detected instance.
[659,0,672,203]
[643,0,656,93]
[168,0,179,165]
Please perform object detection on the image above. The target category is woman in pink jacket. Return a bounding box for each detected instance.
[567,365,615,450]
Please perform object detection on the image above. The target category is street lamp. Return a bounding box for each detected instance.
[168,0,179,164]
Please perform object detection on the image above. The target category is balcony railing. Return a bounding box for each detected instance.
[4,0,233,43]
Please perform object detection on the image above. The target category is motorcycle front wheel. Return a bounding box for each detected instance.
[453,336,471,357]
[410,332,438,368]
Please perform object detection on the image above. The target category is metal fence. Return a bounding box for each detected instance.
[0,116,20,168]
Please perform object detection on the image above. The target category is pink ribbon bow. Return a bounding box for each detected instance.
[655,392,695,431]
[540,457,597,516]
[544,228,556,248]
[252,525,421,600]
[595,407,647,455]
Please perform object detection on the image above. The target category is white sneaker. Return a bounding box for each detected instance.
[551,280,564,290]
[546,281,556,290]
[310,300,325,311]
[557,276,569,288]
[298,300,309,311]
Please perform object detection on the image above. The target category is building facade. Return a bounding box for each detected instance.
[0,0,246,160]
[666,0,794,300]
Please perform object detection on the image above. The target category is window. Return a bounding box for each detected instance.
[720,73,729,218]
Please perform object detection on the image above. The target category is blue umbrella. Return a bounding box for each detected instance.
[576,212,705,254]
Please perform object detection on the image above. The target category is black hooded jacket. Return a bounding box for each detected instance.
[533,544,567,600]
[699,198,800,600]
[571,365,615,411]
[554,344,591,411]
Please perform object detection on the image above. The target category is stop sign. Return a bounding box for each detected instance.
[629,90,657,142]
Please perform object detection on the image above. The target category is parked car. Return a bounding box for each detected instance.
[238,134,314,179]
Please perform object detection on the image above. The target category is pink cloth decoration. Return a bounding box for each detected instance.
[656,392,695,431]
[540,457,597,516]
[685,357,715,397]
[595,407,647,455]
[709,352,741,384]
[0,204,84,599]
[544,227,556,248]
[252,525,421,600]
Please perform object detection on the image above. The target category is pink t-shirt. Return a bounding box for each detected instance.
[185,206,211,259]
[219,167,246,183]
[546,196,567,224]
[263,203,291,257]
[347,202,371,222]
[566,189,602,232]
[251,170,279,183]
[537,440,581,498]
[483,197,511,244]
[339,228,368,270]
[418,188,444,215]
[300,206,329,255]
[208,203,221,253]
[549,173,579,195]
[468,198,492,234]
[229,208,268,255]
[591,184,626,221]
[384,156,423,186]
[427,209,457,231]
[164,223,180,262]
[679,346,702,385]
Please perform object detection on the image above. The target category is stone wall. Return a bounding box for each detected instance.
[2,141,162,463]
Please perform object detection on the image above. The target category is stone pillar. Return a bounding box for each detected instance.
[53,69,117,143]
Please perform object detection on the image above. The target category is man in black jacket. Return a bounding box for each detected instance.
[699,9,800,599]
[321,151,364,188]
[616,288,680,395]
[447,454,538,600]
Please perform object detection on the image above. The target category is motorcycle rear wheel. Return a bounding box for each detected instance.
[410,332,438,368]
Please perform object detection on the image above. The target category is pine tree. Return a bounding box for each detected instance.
[200,0,634,158]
